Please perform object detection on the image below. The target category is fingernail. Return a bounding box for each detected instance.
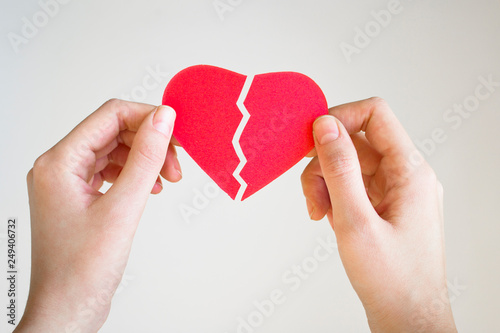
[153,106,176,136]
[306,198,315,220]
[153,181,163,194]
[314,115,339,145]
[174,157,182,178]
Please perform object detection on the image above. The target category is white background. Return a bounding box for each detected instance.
[1,0,500,332]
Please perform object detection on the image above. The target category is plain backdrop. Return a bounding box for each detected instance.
[1,0,500,332]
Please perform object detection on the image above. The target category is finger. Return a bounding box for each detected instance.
[328,97,415,157]
[118,130,136,148]
[94,155,110,174]
[351,133,382,177]
[120,131,182,183]
[91,171,104,191]
[362,173,372,191]
[160,143,182,183]
[103,106,175,215]
[313,115,376,231]
[151,176,163,195]
[99,163,122,184]
[63,99,158,151]
[95,138,119,160]
[108,144,131,168]
[302,134,382,221]
[98,165,163,195]
[94,144,130,175]
[119,130,181,149]
[306,147,317,158]
[301,157,331,221]
[170,136,180,146]
[55,99,158,183]
[360,172,386,208]
[306,130,383,164]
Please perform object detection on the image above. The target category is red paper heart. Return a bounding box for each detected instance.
[162,65,327,200]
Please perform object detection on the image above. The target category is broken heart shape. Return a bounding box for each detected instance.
[162,65,328,201]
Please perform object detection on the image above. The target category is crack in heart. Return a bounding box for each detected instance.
[232,74,254,201]
[163,65,328,201]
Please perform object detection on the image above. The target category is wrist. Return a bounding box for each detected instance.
[15,287,111,333]
[366,296,457,333]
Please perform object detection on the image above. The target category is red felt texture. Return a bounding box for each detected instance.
[162,65,246,199]
[240,72,328,200]
[162,65,328,200]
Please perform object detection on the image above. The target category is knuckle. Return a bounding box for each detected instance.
[26,168,33,183]
[102,98,128,116]
[437,180,444,198]
[32,152,51,172]
[30,151,56,188]
[335,212,374,238]
[135,144,164,171]
[300,171,317,196]
[300,160,316,184]
[321,152,357,181]
[369,96,389,109]
[103,98,121,108]
[409,164,439,194]
[421,166,438,185]
[300,169,310,184]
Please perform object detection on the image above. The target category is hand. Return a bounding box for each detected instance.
[16,99,180,332]
[301,97,457,332]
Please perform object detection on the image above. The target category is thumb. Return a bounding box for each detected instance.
[106,105,175,209]
[313,115,374,230]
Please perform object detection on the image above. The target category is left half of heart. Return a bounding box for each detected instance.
[162,65,328,201]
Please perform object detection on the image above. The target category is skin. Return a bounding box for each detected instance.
[301,97,456,332]
[15,97,456,332]
[16,100,180,332]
